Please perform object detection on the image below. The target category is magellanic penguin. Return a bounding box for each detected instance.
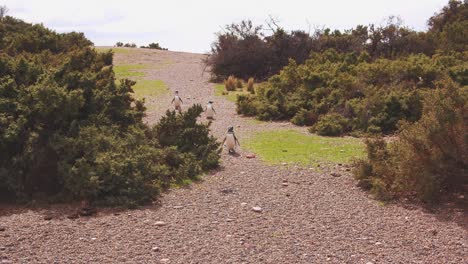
[205,101,216,119]
[222,126,240,153]
[171,90,183,112]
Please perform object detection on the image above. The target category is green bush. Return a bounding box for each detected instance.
[310,113,349,136]
[0,16,220,206]
[291,109,317,126]
[354,83,467,202]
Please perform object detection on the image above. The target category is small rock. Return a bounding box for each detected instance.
[331,172,341,177]
[114,213,121,216]
[67,213,79,220]
[345,168,351,172]
[340,150,345,152]
[282,182,289,187]
[281,162,288,165]
[173,206,184,209]
[252,206,262,212]
[366,262,374,264]
[286,193,291,197]
[0,246,5,251]
[226,218,234,222]
[43,215,53,221]
[1,260,12,264]
[338,163,342,166]
[241,202,247,206]
[91,237,97,241]
[375,242,382,245]
[282,149,288,152]
[0,227,5,232]
[246,154,256,159]
[160,258,170,263]
[221,188,234,194]
[152,246,160,252]
[155,221,166,226]
[240,171,246,174]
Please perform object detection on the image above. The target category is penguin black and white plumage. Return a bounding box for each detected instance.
[223,126,240,153]
[171,90,183,112]
[205,101,216,119]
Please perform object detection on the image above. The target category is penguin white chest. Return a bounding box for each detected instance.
[226,134,235,149]
[174,96,182,106]
[206,105,214,117]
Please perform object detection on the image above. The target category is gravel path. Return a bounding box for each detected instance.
[0,49,466,264]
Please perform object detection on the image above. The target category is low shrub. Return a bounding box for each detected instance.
[354,83,467,202]
[236,78,243,88]
[311,113,349,136]
[291,109,317,126]
[246,77,255,93]
[224,75,237,91]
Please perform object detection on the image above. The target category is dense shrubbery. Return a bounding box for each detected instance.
[206,1,467,81]
[354,83,467,202]
[0,16,219,205]
[234,1,467,136]
[141,43,168,50]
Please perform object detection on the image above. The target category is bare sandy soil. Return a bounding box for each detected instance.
[0,48,466,264]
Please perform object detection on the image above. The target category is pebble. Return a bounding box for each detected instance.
[43,215,53,221]
[91,237,97,241]
[282,182,289,186]
[152,246,160,252]
[173,206,184,209]
[246,154,256,159]
[160,258,170,263]
[241,202,247,206]
[1,260,12,264]
[155,221,166,226]
[0,246,5,251]
[331,172,341,177]
[375,242,382,245]
[252,206,262,212]
[226,218,234,222]
[0,227,5,232]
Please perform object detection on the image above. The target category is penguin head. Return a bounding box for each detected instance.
[175,90,179,94]
[227,126,234,133]
[208,101,213,104]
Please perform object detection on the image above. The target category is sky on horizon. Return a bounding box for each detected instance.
[4,0,450,53]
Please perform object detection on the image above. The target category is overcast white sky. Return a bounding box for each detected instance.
[4,0,449,53]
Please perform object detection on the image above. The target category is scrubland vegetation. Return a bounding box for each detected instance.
[0,15,219,206]
[115,41,168,50]
[207,0,467,202]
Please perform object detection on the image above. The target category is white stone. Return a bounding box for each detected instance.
[252,206,262,212]
[155,221,166,226]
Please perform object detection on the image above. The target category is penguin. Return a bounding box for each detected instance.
[171,90,183,112]
[205,101,216,119]
[222,126,240,154]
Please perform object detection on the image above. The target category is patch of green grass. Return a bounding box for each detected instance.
[114,64,148,79]
[214,84,248,102]
[95,47,136,54]
[244,129,365,166]
[132,80,168,100]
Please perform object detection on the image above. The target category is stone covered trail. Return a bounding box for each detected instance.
[0,49,466,263]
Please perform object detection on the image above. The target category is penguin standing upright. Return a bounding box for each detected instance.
[171,90,183,113]
[222,126,240,154]
[205,101,216,119]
